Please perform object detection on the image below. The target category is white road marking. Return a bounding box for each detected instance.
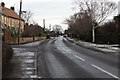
[92,64,119,79]
[75,55,85,61]
[58,45,72,54]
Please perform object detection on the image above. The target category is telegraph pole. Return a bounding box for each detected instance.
[43,19,45,32]
[0,10,3,80]
[18,0,22,44]
[91,0,95,43]
[49,24,51,31]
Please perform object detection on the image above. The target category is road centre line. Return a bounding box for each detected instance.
[92,64,119,79]
[75,55,85,62]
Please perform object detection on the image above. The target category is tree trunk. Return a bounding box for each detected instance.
[33,36,35,41]
[92,28,95,43]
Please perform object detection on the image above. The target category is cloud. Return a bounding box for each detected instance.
[118,1,120,14]
[2,0,119,30]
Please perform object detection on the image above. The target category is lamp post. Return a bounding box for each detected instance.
[43,19,45,32]
[18,0,22,44]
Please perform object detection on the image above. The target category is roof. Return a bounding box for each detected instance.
[2,7,21,20]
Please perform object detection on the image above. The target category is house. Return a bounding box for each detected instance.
[0,2,25,44]
[0,2,24,31]
[24,23,44,37]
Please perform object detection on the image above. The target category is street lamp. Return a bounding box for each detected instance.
[18,0,22,44]
[43,19,45,32]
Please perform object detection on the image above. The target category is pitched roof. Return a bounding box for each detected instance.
[2,7,20,19]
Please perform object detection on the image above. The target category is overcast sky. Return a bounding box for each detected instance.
[1,0,119,30]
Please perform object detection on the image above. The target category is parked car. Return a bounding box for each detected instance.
[46,34,50,39]
[63,35,67,37]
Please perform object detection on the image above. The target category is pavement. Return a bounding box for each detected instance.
[66,37,119,55]
[6,40,44,78]
[5,36,119,79]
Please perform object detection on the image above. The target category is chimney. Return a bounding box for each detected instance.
[10,6,15,11]
[1,2,5,7]
[26,23,29,26]
[0,2,5,11]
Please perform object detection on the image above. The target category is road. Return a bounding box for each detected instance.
[37,36,119,79]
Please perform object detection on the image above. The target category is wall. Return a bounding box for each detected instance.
[4,31,15,44]
[15,37,46,44]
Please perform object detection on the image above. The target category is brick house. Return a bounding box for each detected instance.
[0,2,24,31]
[0,2,25,44]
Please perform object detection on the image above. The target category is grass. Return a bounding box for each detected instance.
[73,38,80,41]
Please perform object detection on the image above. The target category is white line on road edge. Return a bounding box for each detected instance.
[92,64,119,79]
[75,55,85,62]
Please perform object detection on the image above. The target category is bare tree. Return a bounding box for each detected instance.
[66,11,92,39]
[22,10,33,23]
[52,25,63,35]
[73,0,117,42]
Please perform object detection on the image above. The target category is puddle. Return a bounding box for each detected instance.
[30,75,38,78]
[25,71,33,75]
[19,59,35,63]
[13,48,26,51]
[12,47,37,78]
[22,68,36,70]
[14,52,35,56]
[24,60,35,63]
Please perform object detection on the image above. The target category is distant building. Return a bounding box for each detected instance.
[24,23,44,37]
[0,2,24,32]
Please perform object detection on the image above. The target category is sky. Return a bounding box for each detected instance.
[1,0,120,30]
[118,1,120,14]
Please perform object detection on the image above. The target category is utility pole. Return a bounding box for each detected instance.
[0,10,3,80]
[18,0,22,44]
[43,19,45,32]
[92,26,95,42]
[49,24,51,31]
[91,0,95,43]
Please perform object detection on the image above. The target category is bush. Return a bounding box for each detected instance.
[41,33,47,37]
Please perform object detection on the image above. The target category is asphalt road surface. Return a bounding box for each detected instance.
[37,36,119,79]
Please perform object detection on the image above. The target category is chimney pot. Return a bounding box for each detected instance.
[1,2,5,7]
[10,6,15,11]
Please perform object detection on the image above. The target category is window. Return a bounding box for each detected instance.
[12,19,14,27]
[4,17,6,24]
[8,18,10,25]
